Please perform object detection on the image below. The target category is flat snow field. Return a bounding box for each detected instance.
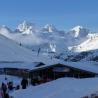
[11,77,98,98]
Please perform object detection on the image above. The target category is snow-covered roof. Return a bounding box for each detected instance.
[0,57,59,70]
[33,61,98,74]
[60,61,98,74]
[0,62,42,70]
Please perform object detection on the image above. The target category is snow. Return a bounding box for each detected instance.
[70,25,89,38]
[11,77,98,98]
[0,34,60,69]
[0,47,97,74]
[0,75,21,86]
[73,33,98,52]
[1,21,98,98]
[71,25,83,38]
[17,20,37,34]
[0,22,96,54]
[0,33,60,64]
[1,21,98,61]
[0,31,98,74]
[0,56,59,70]
[0,62,37,70]
[42,24,57,33]
[0,35,34,62]
[60,61,98,74]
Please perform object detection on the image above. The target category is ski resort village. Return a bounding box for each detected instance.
[0,0,98,98]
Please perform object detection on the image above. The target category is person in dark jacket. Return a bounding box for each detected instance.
[1,82,7,98]
[1,83,7,95]
[7,81,13,91]
[4,93,9,98]
[21,78,28,89]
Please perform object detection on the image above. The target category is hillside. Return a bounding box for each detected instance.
[0,34,33,62]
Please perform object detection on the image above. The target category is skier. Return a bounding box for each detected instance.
[37,48,41,56]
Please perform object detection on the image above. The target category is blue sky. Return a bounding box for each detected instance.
[0,0,98,31]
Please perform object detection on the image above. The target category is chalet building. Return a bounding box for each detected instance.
[3,68,30,78]
[30,62,98,85]
[0,61,98,86]
[0,62,45,78]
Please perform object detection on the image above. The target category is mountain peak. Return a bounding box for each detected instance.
[71,25,83,32]
[69,26,89,38]
[17,21,37,34]
[42,24,57,33]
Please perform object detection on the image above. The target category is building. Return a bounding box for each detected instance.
[0,61,98,86]
[0,61,45,78]
[30,61,98,85]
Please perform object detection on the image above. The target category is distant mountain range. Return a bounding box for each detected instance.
[0,21,98,62]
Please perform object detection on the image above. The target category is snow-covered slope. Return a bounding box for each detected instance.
[11,77,98,98]
[0,33,61,65]
[0,34,34,62]
[71,33,98,52]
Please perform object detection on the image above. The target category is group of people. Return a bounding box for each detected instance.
[0,82,12,98]
[0,78,29,98]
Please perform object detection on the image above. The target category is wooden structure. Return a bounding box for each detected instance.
[4,68,30,78]
[0,68,30,78]
[30,63,97,85]
[0,62,98,86]
[0,62,45,78]
[0,62,44,78]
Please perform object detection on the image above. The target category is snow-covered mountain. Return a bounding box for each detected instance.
[0,33,56,63]
[68,26,89,38]
[0,21,98,61]
[41,24,58,33]
[0,21,67,53]
[0,34,34,62]
[69,33,98,52]
[16,21,38,34]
